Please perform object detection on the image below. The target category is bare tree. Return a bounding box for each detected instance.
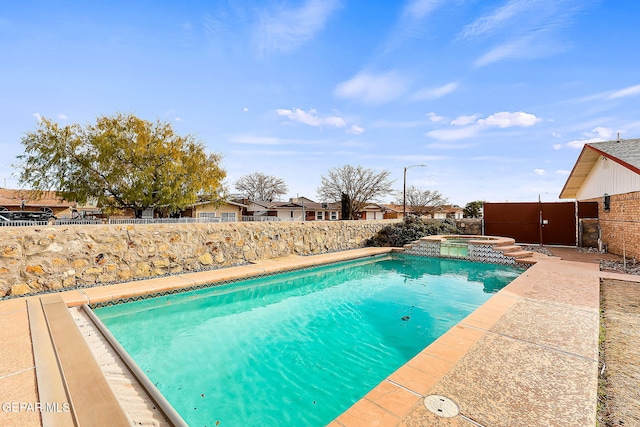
[395,186,448,216]
[234,172,288,201]
[317,165,395,219]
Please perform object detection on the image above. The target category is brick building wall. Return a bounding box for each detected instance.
[582,191,640,259]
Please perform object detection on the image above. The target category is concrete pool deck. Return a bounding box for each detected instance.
[0,247,633,426]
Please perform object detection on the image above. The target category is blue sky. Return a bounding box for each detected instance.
[1,0,639,206]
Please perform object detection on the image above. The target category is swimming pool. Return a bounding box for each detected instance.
[95,254,521,426]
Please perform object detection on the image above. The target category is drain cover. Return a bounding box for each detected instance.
[424,395,459,417]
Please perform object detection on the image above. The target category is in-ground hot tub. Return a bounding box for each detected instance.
[404,235,532,265]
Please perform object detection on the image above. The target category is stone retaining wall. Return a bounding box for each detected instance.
[454,218,483,235]
[0,220,396,297]
[579,219,599,248]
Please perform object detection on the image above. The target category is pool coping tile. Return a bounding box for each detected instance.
[362,381,422,419]
[334,397,401,427]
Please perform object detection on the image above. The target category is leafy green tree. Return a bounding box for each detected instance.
[463,200,485,218]
[317,165,395,220]
[16,113,226,217]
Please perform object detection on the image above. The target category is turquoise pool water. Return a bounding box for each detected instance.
[95,254,521,426]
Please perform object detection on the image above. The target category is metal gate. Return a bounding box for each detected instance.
[483,202,598,245]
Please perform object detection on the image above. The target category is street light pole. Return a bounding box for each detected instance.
[403,164,427,218]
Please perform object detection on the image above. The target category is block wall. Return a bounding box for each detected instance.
[0,220,395,297]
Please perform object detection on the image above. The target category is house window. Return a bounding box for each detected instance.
[198,212,217,219]
[316,211,324,220]
[221,212,236,222]
[330,211,337,220]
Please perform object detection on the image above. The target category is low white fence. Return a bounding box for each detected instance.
[241,216,282,222]
[108,217,223,225]
[0,216,285,227]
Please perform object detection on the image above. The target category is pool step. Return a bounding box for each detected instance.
[28,294,132,427]
[504,250,534,259]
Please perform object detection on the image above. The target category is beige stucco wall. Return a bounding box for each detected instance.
[0,220,396,297]
[193,203,243,220]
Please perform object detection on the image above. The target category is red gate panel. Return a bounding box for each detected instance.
[540,202,576,246]
[484,202,578,245]
[484,203,540,244]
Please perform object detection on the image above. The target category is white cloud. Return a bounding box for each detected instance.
[412,82,459,100]
[347,124,365,135]
[551,132,561,138]
[608,84,640,99]
[450,115,477,126]
[403,0,441,20]
[533,168,546,175]
[580,84,640,103]
[555,170,570,176]
[553,144,562,150]
[424,110,541,142]
[477,111,541,128]
[33,112,42,122]
[426,126,481,141]
[255,0,341,55]
[243,107,249,112]
[591,126,613,139]
[175,117,183,122]
[58,114,67,120]
[276,108,346,128]
[459,0,533,39]
[334,71,407,105]
[427,112,445,123]
[474,36,534,67]
[565,126,614,149]
[566,137,604,149]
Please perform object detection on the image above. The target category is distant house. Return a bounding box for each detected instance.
[381,203,463,220]
[181,200,248,222]
[244,197,341,221]
[559,138,640,258]
[382,204,405,220]
[429,205,464,220]
[0,188,72,217]
[360,203,387,220]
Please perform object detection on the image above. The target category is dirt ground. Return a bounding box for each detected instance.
[599,279,640,427]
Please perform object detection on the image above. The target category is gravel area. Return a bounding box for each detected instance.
[521,245,554,257]
[600,259,640,276]
[599,279,640,426]
[522,245,640,276]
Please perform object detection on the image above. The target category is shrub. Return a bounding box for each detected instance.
[366,215,460,247]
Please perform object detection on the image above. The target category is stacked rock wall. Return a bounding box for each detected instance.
[454,218,483,235]
[0,220,395,297]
